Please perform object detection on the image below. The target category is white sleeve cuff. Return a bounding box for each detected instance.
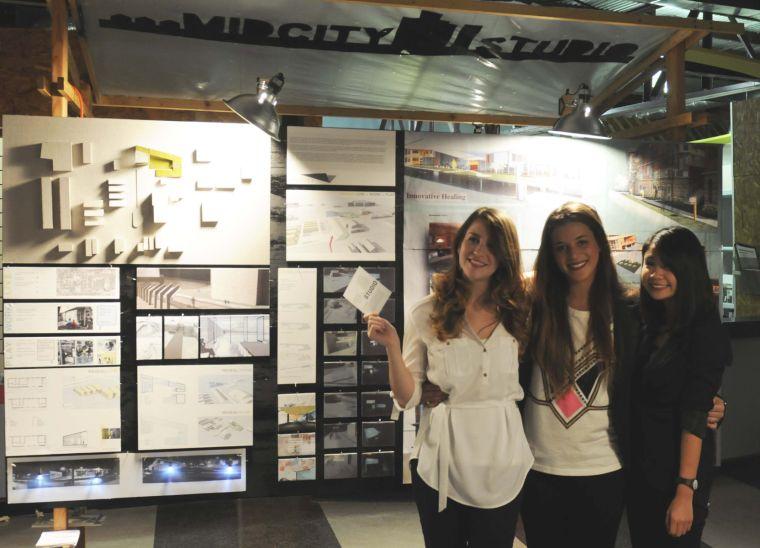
[390,381,421,420]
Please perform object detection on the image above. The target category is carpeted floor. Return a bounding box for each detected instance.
[721,455,760,491]
[153,496,340,548]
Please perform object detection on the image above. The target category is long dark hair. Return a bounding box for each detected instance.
[640,226,715,335]
[430,207,528,351]
[530,202,624,396]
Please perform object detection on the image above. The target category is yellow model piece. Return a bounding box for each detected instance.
[135,146,182,178]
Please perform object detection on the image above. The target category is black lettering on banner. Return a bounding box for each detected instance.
[98,10,639,63]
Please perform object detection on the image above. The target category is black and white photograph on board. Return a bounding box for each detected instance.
[324,392,358,418]
[361,331,386,356]
[200,314,270,358]
[377,298,396,323]
[361,451,395,478]
[324,331,358,357]
[361,391,394,418]
[142,454,242,483]
[163,316,199,360]
[362,421,396,448]
[363,267,396,293]
[11,457,120,490]
[323,298,357,324]
[361,361,389,386]
[324,361,358,387]
[324,422,357,449]
[324,453,358,480]
[322,267,357,294]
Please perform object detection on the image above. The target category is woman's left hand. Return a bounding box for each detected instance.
[666,488,694,537]
[707,395,726,430]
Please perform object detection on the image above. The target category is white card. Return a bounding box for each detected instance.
[343,267,391,316]
[37,530,81,548]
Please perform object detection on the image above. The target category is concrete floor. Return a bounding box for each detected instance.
[0,473,756,547]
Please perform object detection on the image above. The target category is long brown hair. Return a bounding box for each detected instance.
[529,202,624,396]
[430,207,528,351]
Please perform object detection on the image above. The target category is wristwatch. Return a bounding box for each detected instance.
[676,476,699,491]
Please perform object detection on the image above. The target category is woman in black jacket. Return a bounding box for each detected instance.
[628,226,731,547]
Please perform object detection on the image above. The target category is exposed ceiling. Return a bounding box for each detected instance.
[2,0,759,136]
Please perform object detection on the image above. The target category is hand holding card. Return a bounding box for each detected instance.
[342,267,392,316]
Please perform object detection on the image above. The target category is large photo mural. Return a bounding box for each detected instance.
[403,132,722,307]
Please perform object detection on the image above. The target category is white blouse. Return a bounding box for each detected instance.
[395,295,533,511]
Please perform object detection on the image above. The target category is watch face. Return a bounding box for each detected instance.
[693,479,699,490]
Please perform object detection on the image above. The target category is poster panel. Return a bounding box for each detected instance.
[138,364,253,450]
[4,302,120,334]
[286,190,396,262]
[4,266,120,299]
[277,268,317,384]
[4,336,121,368]
[5,367,121,456]
[287,127,396,187]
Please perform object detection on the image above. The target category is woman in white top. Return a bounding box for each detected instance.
[365,207,534,548]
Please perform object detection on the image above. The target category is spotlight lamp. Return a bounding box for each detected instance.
[224,72,285,141]
[549,83,611,140]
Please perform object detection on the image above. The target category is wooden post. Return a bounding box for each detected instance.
[50,0,68,117]
[53,507,68,530]
[665,41,686,141]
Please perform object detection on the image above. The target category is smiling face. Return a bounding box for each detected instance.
[551,221,600,289]
[641,247,677,301]
[458,219,498,286]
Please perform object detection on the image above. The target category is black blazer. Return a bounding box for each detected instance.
[630,307,731,492]
[519,295,640,469]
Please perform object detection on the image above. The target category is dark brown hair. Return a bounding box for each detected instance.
[529,202,624,396]
[640,226,715,335]
[430,207,528,351]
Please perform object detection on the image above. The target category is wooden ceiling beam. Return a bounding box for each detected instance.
[332,0,743,33]
[591,29,693,112]
[610,112,709,139]
[95,94,558,126]
[68,0,103,103]
[49,0,68,117]
[597,59,664,113]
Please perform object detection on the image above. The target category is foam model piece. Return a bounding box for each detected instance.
[58,177,72,230]
[85,238,100,257]
[194,148,212,163]
[113,237,124,254]
[40,141,73,172]
[81,142,94,165]
[40,177,54,229]
[58,243,74,253]
[3,115,271,264]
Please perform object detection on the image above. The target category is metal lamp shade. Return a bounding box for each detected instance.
[224,94,281,141]
[549,104,611,140]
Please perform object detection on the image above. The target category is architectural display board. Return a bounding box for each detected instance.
[277,268,317,385]
[4,266,120,299]
[4,302,121,334]
[285,190,396,262]
[403,132,723,306]
[287,127,396,187]
[5,367,122,457]
[138,364,254,450]
[2,115,271,265]
[4,336,121,368]
[6,448,246,504]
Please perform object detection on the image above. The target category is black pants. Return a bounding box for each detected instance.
[627,478,710,548]
[521,468,626,548]
[411,460,522,548]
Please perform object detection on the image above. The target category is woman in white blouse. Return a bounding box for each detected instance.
[365,207,534,547]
